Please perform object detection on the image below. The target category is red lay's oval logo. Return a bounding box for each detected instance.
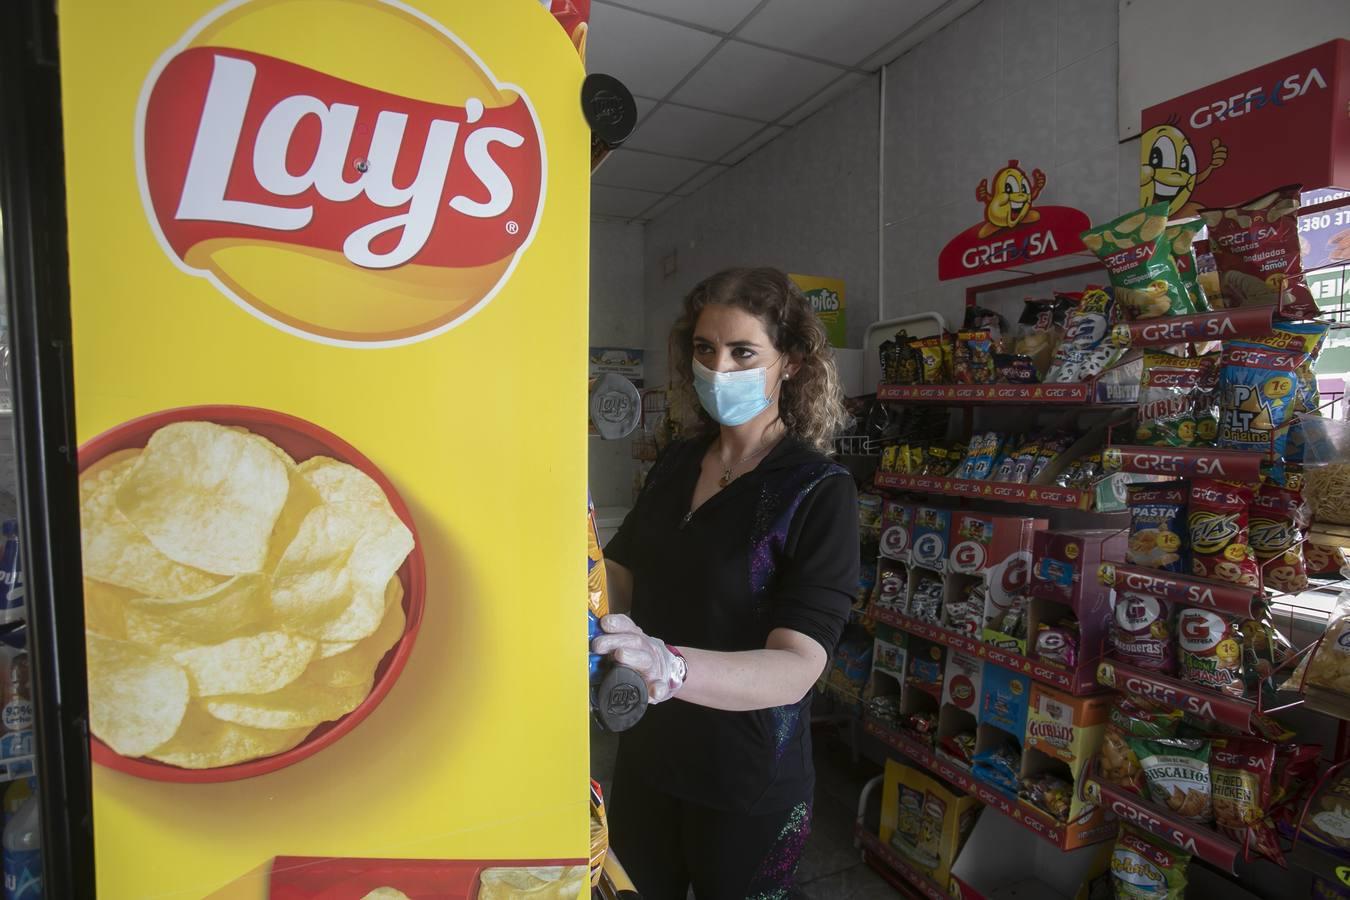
[136,0,546,346]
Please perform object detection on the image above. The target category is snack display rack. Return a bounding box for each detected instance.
[850,189,1350,896]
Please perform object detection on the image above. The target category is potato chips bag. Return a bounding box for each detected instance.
[1188,480,1259,587]
[1211,737,1282,864]
[1217,343,1306,459]
[1100,696,1181,795]
[1200,185,1319,319]
[1111,591,1176,674]
[1178,607,1246,698]
[1128,735,1213,823]
[1110,826,1190,900]
[1251,485,1309,593]
[1135,351,1217,447]
[1165,220,1208,312]
[1127,482,1187,573]
[1081,203,1193,319]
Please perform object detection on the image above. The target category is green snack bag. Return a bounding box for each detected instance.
[1110,826,1190,900]
[1127,736,1213,822]
[1081,203,1194,320]
[1165,220,1208,312]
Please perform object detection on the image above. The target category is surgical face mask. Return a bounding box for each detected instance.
[692,358,782,426]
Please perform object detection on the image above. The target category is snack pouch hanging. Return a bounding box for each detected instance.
[1081,202,1193,319]
[1199,185,1319,318]
[1165,220,1208,312]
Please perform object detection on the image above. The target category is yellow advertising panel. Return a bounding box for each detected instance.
[788,273,846,348]
[58,0,590,895]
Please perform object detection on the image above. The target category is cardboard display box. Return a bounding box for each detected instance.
[1018,684,1113,849]
[880,758,981,890]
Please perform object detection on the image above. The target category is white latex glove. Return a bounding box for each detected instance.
[590,614,686,703]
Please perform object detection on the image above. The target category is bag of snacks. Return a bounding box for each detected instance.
[1296,766,1350,861]
[1110,826,1190,900]
[1127,482,1187,572]
[1019,772,1073,823]
[1299,588,1350,705]
[1307,541,1349,577]
[1188,479,1259,587]
[1217,343,1307,459]
[1081,203,1193,319]
[1177,607,1245,698]
[993,353,1038,384]
[1034,617,1079,667]
[910,574,944,624]
[1241,607,1295,700]
[1045,288,1122,383]
[1014,297,1069,378]
[1128,735,1213,822]
[972,742,1021,795]
[1112,591,1176,673]
[1135,350,1218,446]
[1251,484,1310,593]
[1211,737,1283,864]
[1165,220,1209,312]
[1199,185,1319,319]
[913,335,947,384]
[1300,416,1350,527]
[1100,696,1182,794]
[964,305,1008,352]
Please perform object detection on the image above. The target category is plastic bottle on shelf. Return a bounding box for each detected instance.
[0,780,28,835]
[2,787,39,899]
[0,628,30,765]
[0,524,23,627]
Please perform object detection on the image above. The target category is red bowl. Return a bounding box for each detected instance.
[81,405,426,783]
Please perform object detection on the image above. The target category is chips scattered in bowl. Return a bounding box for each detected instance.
[79,420,415,770]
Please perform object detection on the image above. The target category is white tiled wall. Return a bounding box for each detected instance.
[637,0,1142,385]
[588,221,645,507]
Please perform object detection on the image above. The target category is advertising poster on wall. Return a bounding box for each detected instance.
[790,274,847,348]
[58,0,591,895]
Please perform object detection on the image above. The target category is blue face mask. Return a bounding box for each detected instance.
[692,358,782,426]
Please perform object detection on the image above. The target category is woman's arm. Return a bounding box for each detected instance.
[604,560,633,615]
[592,615,826,710]
[674,627,826,711]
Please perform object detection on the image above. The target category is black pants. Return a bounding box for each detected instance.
[608,769,812,900]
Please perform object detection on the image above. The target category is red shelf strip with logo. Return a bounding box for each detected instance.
[863,718,1084,850]
[1118,305,1273,348]
[1097,561,1259,619]
[1096,657,1255,732]
[869,606,1101,694]
[1103,445,1266,483]
[1086,767,1241,872]
[877,383,1096,404]
[873,473,1090,511]
[854,826,949,900]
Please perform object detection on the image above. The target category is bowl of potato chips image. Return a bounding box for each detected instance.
[78,406,424,782]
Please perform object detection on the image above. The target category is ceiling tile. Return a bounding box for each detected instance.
[780,72,869,125]
[592,149,708,193]
[624,103,765,162]
[641,194,684,222]
[738,0,944,66]
[720,125,788,165]
[592,184,666,218]
[586,4,721,98]
[674,164,731,196]
[595,0,763,33]
[672,42,840,121]
[857,0,979,70]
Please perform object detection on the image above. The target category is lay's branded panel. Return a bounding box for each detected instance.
[58,0,590,895]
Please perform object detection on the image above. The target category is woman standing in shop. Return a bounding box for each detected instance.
[593,267,859,899]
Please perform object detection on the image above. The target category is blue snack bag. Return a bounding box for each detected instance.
[1217,344,1306,459]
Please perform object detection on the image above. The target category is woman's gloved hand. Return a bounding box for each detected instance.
[590,614,686,703]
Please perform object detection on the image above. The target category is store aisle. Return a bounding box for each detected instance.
[592,726,897,898]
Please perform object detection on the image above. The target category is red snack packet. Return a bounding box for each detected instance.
[1306,542,1349,578]
[1251,485,1309,593]
[1199,185,1319,318]
[1178,607,1246,697]
[1189,480,1259,588]
[1212,738,1283,865]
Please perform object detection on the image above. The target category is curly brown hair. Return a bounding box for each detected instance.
[669,267,847,453]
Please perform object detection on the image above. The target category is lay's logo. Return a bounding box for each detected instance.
[137,0,546,346]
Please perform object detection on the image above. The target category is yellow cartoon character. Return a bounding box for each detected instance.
[976,160,1046,237]
[1140,122,1228,218]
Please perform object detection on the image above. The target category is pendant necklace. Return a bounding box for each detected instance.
[717,426,781,488]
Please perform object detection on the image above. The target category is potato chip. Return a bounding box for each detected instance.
[124,574,269,651]
[205,669,373,730]
[305,578,405,689]
[87,633,190,757]
[362,891,411,900]
[173,630,316,697]
[84,578,133,640]
[146,701,308,769]
[478,866,588,900]
[265,468,323,575]
[271,501,413,641]
[80,458,220,598]
[115,421,290,575]
[298,456,390,507]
